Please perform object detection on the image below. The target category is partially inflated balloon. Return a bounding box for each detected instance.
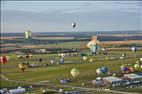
[87,36,100,54]
[71,68,80,77]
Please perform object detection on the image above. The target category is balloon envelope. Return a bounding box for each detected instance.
[129,67,134,72]
[19,63,27,71]
[101,67,108,74]
[89,59,93,62]
[134,64,140,70]
[72,22,76,28]
[96,68,102,75]
[83,56,87,61]
[0,56,8,64]
[71,68,80,77]
[120,65,126,71]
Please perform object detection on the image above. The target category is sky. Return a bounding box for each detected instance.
[1,1,142,33]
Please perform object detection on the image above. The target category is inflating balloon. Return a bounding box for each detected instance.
[71,68,80,77]
[19,63,28,72]
[87,36,100,55]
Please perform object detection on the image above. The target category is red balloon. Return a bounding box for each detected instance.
[0,56,8,64]
[0,57,3,63]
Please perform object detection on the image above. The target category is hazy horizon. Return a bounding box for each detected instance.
[1,1,142,33]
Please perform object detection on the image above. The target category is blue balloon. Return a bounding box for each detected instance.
[60,58,64,64]
[124,67,129,72]
[101,67,108,74]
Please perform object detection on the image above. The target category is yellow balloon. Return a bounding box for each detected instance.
[71,68,80,77]
[112,73,116,77]
[19,63,27,71]
[134,64,140,70]
[89,59,93,62]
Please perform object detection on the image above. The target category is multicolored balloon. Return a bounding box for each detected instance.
[71,68,80,77]
[0,56,9,64]
[19,63,28,72]
[87,35,100,54]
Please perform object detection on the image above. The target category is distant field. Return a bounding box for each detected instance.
[1,33,142,93]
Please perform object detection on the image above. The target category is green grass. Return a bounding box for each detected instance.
[1,50,142,93]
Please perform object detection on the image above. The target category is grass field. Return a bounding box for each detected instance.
[1,50,142,93]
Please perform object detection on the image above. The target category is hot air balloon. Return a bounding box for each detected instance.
[120,65,126,71]
[141,65,142,69]
[0,56,8,64]
[112,73,116,77]
[82,56,87,61]
[50,59,55,64]
[134,64,140,70]
[96,68,102,75]
[19,63,28,72]
[72,22,76,29]
[87,35,100,55]
[101,67,108,74]
[140,58,142,62]
[89,58,93,62]
[25,30,32,40]
[128,67,134,73]
[60,58,64,64]
[131,46,137,52]
[71,68,80,77]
